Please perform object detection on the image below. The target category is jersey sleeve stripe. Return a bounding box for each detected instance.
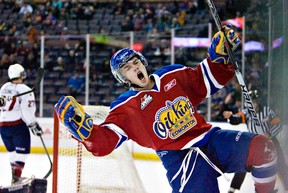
[103,123,128,149]
[201,59,224,98]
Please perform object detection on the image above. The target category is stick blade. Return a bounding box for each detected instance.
[34,67,45,91]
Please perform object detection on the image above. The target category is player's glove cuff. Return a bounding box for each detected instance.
[29,122,43,136]
[208,24,240,64]
[55,95,93,142]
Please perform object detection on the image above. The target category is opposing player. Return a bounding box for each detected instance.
[0,64,43,184]
[224,90,288,193]
[55,25,278,193]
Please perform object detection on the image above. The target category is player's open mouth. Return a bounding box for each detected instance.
[137,72,144,80]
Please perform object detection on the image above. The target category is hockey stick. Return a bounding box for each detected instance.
[12,67,45,99]
[206,0,264,134]
[39,135,53,179]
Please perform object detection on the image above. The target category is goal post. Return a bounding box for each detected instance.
[52,105,146,193]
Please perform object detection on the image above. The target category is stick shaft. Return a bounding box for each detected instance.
[12,67,44,99]
[12,89,35,99]
[40,135,53,179]
[206,0,264,134]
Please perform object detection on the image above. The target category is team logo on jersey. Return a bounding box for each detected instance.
[235,131,242,141]
[264,142,277,162]
[164,79,176,92]
[156,151,168,158]
[140,94,153,110]
[153,96,197,139]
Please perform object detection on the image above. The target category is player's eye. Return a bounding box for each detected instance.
[127,59,140,65]
[122,65,130,72]
[133,59,140,64]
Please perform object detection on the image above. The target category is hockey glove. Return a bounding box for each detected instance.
[208,24,240,64]
[29,122,43,136]
[55,95,93,142]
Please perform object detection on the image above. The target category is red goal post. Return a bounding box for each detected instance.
[53,105,146,193]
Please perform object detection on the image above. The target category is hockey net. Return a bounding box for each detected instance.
[53,105,146,193]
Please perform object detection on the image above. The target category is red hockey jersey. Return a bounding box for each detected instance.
[82,57,235,156]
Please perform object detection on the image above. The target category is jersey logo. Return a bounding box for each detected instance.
[156,151,168,158]
[264,142,277,161]
[153,96,197,139]
[164,79,176,92]
[235,131,242,141]
[140,94,153,110]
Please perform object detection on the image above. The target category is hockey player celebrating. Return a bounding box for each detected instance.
[0,64,43,184]
[55,25,278,193]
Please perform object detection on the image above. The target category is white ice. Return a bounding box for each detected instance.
[0,152,284,193]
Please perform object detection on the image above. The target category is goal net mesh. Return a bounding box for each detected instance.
[53,105,146,193]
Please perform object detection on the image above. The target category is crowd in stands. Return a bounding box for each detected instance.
[0,0,270,118]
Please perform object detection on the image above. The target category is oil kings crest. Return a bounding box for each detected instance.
[153,96,197,139]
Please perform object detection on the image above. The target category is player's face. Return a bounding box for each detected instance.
[120,57,151,89]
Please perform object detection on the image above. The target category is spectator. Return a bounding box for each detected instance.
[26,24,37,44]
[58,8,69,21]
[2,36,17,55]
[33,10,43,24]
[67,70,85,98]
[44,53,54,72]
[16,40,31,63]
[121,16,134,32]
[196,0,206,15]
[55,20,65,35]
[60,27,70,40]
[170,17,181,29]
[25,50,38,70]
[66,49,77,69]
[147,27,160,43]
[18,1,33,19]
[53,56,65,72]
[52,0,63,11]
[43,11,57,26]
[16,40,31,65]
[9,54,17,66]
[248,60,262,88]
[71,4,83,19]
[83,4,94,20]
[0,20,7,36]
[0,53,10,72]
[176,10,186,27]
[133,10,145,31]
[113,1,125,15]
[212,90,228,122]
[7,22,21,37]
[144,18,154,33]
[144,5,155,22]
[186,1,198,14]
[6,0,21,13]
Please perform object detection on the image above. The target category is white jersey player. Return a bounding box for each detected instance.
[0,64,43,184]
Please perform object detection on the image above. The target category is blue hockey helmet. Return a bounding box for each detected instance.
[110,48,148,84]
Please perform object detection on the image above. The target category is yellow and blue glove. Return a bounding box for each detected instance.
[208,24,240,64]
[55,95,93,142]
